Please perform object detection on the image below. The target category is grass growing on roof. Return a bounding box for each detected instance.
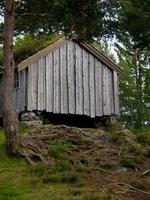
[0,34,61,66]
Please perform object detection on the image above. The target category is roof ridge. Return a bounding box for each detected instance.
[17,37,123,75]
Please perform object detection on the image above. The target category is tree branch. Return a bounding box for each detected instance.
[20,12,50,17]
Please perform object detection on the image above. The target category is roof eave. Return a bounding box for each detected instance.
[75,40,124,76]
[17,37,124,76]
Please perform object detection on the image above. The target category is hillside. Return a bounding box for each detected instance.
[0,125,150,200]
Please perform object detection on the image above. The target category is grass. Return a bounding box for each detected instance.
[48,139,72,160]
[0,126,149,200]
[0,128,120,200]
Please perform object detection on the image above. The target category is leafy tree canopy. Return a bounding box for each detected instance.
[0,0,104,41]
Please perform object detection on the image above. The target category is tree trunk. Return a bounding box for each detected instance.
[0,0,20,155]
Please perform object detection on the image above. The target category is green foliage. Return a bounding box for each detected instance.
[19,127,29,135]
[1,126,150,200]
[1,0,104,41]
[48,139,72,160]
[117,35,150,129]
[0,183,23,200]
[76,165,89,173]
[0,34,60,65]
[118,0,150,49]
[120,156,145,169]
[14,34,59,62]
[54,160,71,172]
[120,158,137,169]
[42,172,80,184]
[31,165,48,176]
[61,172,80,183]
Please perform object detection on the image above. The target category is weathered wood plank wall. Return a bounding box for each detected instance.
[12,40,119,117]
[12,69,27,112]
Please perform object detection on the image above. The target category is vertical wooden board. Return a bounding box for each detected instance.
[108,70,114,114]
[53,48,60,113]
[83,49,90,116]
[16,89,19,112]
[103,67,115,116]
[27,65,32,111]
[30,62,38,110]
[19,70,26,112]
[104,67,111,115]
[89,54,95,118]
[107,68,112,115]
[45,52,53,112]
[37,58,46,111]
[75,44,83,115]
[95,59,103,116]
[60,44,68,114]
[113,71,120,115]
[103,65,108,115]
[67,41,75,114]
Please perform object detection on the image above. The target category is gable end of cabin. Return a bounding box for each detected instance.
[12,38,120,119]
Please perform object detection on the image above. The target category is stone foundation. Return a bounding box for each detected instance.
[20,111,43,128]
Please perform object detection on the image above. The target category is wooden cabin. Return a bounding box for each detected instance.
[9,38,123,119]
